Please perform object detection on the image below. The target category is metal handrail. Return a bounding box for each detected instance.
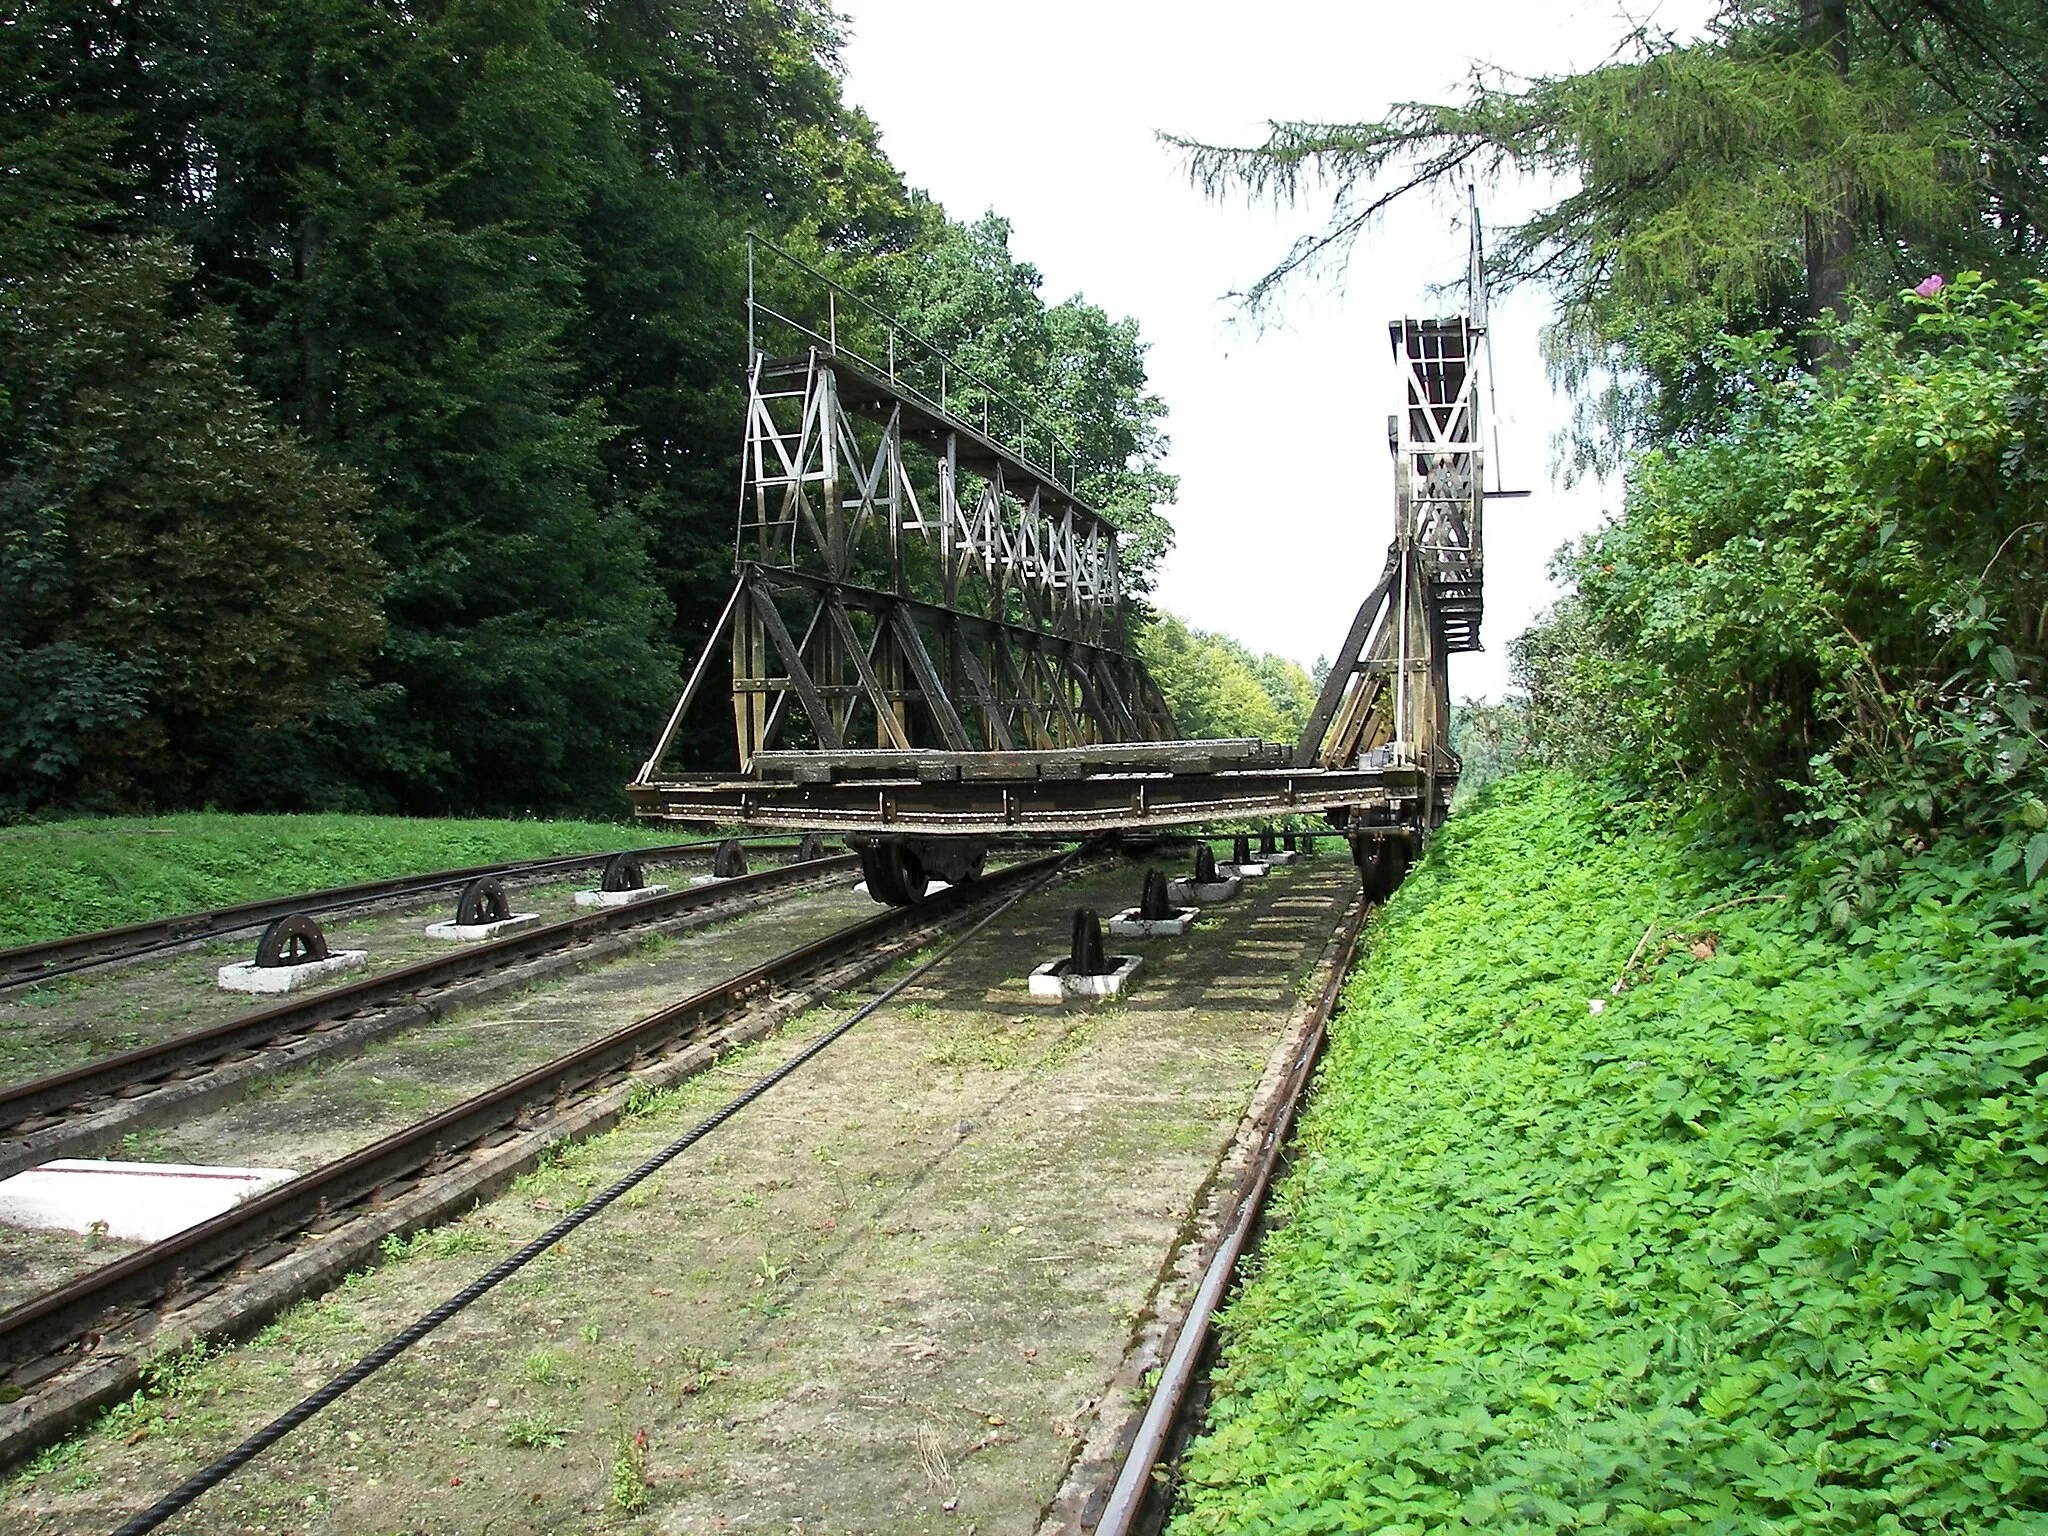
[745,232,1082,495]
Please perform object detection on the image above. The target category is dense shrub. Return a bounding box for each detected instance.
[1521,279,2047,902]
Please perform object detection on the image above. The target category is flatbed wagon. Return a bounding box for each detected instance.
[632,227,1505,903]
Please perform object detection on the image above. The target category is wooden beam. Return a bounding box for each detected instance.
[887,605,973,751]
[993,632,1053,749]
[746,573,845,752]
[1294,552,1398,767]
[954,626,1019,751]
[825,595,912,751]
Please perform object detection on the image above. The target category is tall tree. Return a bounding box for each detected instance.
[867,214,1178,584]
[0,76,383,812]
[1170,1,2048,461]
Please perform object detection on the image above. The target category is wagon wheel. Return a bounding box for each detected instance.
[1375,839,1412,901]
[712,839,749,879]
[1351,836,1385,899]
[455,876,512,926]
[600,851,645,893]
[1069,908,1108,976]
[860,840,925,907]
[255,913,331,968]
[797,833,828,863]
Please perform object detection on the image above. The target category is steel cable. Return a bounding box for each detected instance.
[107,844,1086,1536]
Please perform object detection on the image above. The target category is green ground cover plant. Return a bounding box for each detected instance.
[0,812,679,947]
[1172,773,2048,1533]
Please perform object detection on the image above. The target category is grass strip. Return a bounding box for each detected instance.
[0,813,681,947]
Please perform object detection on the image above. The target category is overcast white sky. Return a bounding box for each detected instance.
[838,0,1718,700]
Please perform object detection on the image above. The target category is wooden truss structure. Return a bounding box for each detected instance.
[1287,314,1487,823]
[634,240,1173,786]
[633,208,1505,855]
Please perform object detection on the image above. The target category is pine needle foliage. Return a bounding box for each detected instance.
[1166,2,2048,456]
[1174,35,1957,323]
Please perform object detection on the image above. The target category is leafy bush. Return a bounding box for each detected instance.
[1172,773,2048,1533]
[1520,278,2046,888]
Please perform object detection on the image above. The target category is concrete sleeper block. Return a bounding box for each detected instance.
[1106,906,1200,938]
[217,950,369,993]
[1169,876,1243,904]
[424,914,544,941]
[572,884,672,908]
[1028,953,1142,1003]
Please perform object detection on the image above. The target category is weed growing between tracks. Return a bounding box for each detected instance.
[5,861,1356,1532]
[1172,773,2048,1533]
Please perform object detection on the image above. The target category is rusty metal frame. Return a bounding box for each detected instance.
[1289,293,1490,821]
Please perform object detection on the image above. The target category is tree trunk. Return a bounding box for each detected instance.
[1802,0,1854,370]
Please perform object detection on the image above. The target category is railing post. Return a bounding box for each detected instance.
[828,289,837,352]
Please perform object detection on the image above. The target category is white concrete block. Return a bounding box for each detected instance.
[852,879,951,904]
[1168,877,1242,904]
[1028,954,1142,1002]
[1260,851,1299,866]
[424,913,543,941]
[0,1159,298,1244]
[572,884,672,909]
[216,950,369,994]
[1107,906,1200,938]
[1218,862,1269,879]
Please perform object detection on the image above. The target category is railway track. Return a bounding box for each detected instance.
[1079,892,1369,1535]
[0,853,859,1179]
[0,845,1091,1474]
[0,836,808,994]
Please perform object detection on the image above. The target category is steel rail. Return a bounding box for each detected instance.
[0,848,1073,1378]
[0,855,856,1139]
[104,842,1089,1536]
[1093,893,1371,1535]
[0,836,804,995]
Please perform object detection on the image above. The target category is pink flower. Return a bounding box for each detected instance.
[1914,273,1946,299]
